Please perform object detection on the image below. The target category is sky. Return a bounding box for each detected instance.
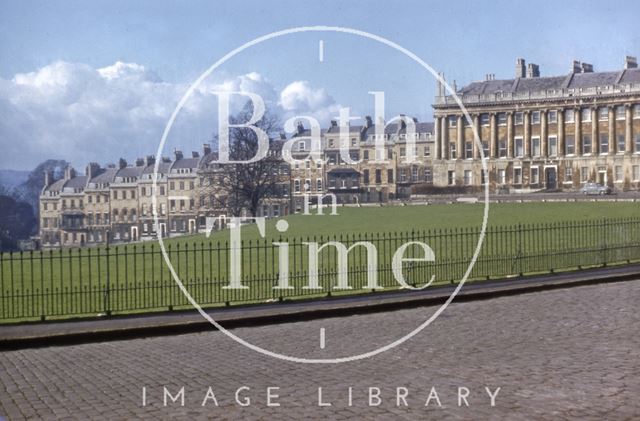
[1,0,639,171]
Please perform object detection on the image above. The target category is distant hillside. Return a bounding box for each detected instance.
[0,169,29,190]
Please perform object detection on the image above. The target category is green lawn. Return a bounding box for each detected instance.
[1,201,639,322]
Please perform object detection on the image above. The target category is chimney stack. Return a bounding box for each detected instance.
[527,63,540,78]
[44,169,54,188]
[572,60,582,74]
[192,151,199,158]
[135,158,145,167]
[174,149,183,160]
[515,58,526,78]
[145,155,155,166]
[64,166,76,180]
[118,158,127,169]
[625,55,638,69]
[202,143,211,155]
[365,116,373,128]
[581,63,594,73]
[85,162,100,179]
[296,121,304,134]
[330,120,338,128]
[398,115,407,132]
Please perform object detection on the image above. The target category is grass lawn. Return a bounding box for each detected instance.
[1,201,639,322]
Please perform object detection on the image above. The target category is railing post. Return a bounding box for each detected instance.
[104,245,111,316]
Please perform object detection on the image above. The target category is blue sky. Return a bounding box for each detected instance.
[1,0,639,170]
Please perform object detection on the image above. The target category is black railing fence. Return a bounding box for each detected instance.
[1,217,639,322]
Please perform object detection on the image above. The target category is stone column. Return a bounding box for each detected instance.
[434,116,441,160]
[441,117,449,160]
[626,104,633,154]
[507,112,514,158]
[523,111,531,158]
[473,115,480,159]
[609,107,616,154]
[574,108,581,157]
[457,115,464,160]
[490,113,498,158]
[592,108,599,154]
[540,110,548,157]
[557,109,565,158]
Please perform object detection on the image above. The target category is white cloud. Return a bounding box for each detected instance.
[0,61,342,171]
[279,80,342,123]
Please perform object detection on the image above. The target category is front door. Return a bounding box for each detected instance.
[598,171,606,185]
[545,168,557,190]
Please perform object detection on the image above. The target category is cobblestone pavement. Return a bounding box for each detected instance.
[1,281,639,420]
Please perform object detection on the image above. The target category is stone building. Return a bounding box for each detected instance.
[84,164,116,244]
[289,122,326,212]
[38,54,640,248]
[138,156,171,239]
[110,159,145,242]
[167,150,200,235]
[432,56,640,191]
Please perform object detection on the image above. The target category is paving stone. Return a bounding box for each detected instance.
[0,281,638,420]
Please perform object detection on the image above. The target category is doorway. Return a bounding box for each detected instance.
[545,167,557,190]
[597,170,607,185]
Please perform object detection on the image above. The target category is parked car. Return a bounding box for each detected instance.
[580,182,612,195]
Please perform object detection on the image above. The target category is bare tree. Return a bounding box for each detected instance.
[216,102,286,217]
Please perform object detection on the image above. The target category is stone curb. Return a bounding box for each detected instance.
[1,263,639,350]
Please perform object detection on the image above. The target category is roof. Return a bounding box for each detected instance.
[90,168,117,184]
[45,179,66,192]
[325,124,364,135]
[171,157,200,169]
[63,175,87,190]
[457,67,640,96]
[115,166,145,178]
[365,122,434,136]
[142,161,172,174]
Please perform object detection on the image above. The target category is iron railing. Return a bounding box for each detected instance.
[1,217,639,322]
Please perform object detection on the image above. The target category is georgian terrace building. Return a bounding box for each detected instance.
[432,56,640,191]
[40,144,292,249]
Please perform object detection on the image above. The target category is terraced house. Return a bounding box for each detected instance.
[432,56,640,191]
[39,55,640,248]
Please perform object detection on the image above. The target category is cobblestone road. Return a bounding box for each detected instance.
[1,280,639,420]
